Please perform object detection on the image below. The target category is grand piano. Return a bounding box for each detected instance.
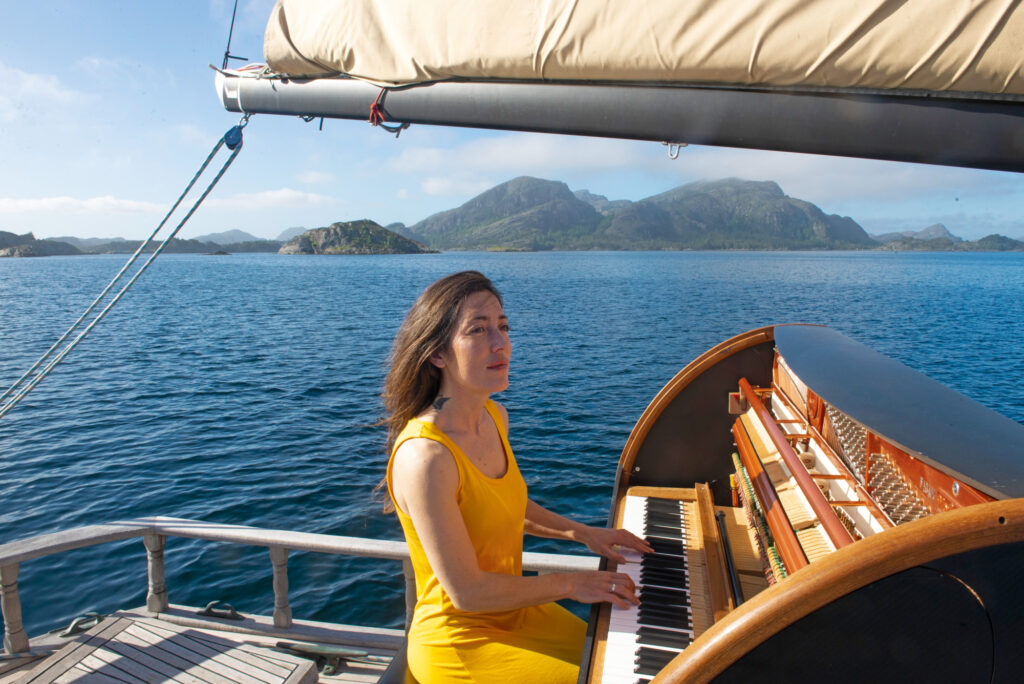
[580,324,1024,684]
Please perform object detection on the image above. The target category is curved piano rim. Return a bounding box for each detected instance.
[651,497,1024,683]
[614,324,791,497]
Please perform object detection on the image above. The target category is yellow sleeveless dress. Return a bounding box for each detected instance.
[386,400,586,683]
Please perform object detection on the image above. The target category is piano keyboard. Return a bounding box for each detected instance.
[600,495,694,684]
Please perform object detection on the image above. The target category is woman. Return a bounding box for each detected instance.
[384,271,652,683]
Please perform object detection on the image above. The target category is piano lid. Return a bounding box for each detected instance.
[773,325,1024,500]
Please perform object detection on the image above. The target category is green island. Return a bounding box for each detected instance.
[278,220,435,255]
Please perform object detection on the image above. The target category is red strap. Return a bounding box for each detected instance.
[369,88,387,126]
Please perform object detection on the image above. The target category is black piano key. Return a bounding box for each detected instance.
[647,535,686,547]
[644,557,686,568]
[645,513,683,525]
[636,646,679,664]
[641,569,688,586]
[638,626,692,648]
[638,612,691,630]
[640,604,692,621]
[640,594,689,609]
[641,563,688,577]
[636,612,679,629]
[647,542,686,556]
[645,505,683,517]
[640,586,690,603]
[638,633,690,650]
[635,651,677,673]
[644,555,686,567]
[639,603,692,620]
[635,662,665,677]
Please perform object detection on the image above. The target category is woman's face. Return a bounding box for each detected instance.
[434,290,511,396]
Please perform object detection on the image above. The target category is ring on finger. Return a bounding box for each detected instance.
[611,583,617,593]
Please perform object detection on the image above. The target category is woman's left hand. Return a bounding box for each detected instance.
[579,526,653,564]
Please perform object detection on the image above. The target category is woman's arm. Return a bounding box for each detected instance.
[525,499,653,564]
[392,437,639,612]
[493,401,653,564]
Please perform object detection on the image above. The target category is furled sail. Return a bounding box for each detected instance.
[264,0,1024,97]
[217,0,1024,171]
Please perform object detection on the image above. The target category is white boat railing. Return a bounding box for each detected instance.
[0,516,599,655]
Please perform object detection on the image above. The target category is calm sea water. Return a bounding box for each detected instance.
[2,251,1023,636]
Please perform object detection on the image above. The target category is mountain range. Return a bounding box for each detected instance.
[193,227,305,244]
[401,177,878,251]
[5,178,1023,256]
[871,224,963,243]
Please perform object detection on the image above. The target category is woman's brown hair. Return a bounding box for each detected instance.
[383,270,503,451]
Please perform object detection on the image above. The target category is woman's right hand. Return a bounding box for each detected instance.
[568,571,640,610]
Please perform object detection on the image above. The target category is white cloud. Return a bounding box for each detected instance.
[298,171,335,184]
[0,63,84,121]
[0,196,162,214]
[421,177,494,197]
[388,134,647,174]
[207,188,337,209]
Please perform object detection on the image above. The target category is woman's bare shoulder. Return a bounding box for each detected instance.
[393,437,457,480]
[490,400,510,431]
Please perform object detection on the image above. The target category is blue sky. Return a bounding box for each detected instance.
[3,0,1022,242]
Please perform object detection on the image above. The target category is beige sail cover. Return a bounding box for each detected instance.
[265,0,1024,96]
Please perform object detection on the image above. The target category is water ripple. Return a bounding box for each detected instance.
[1,251,1022,635]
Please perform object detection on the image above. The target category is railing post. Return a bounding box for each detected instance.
[1,563,29,654]
[270,547,292,628]
[402,559,416,630]
[144,533,169,612]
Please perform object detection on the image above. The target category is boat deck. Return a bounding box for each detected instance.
[1,606,404,684]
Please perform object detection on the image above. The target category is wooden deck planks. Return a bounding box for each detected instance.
[15,616,316,684]
[138,625,294,680]
[19,618,135,684]
[1,655,52,682]
[127,622,281,684]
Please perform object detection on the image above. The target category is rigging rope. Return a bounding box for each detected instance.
[0,115,251,420]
